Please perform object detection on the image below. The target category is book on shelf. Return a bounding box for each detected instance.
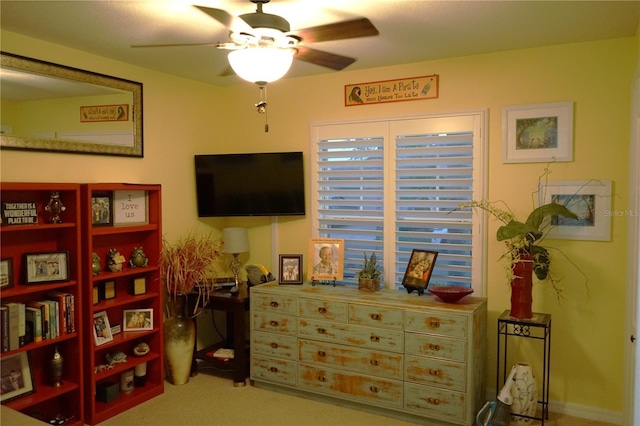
[43,300,58,339]
[0,306,8,352]
[48,291,72,334]
[27,301,48,340]
[25,307,43,343]
[4,302,22,350]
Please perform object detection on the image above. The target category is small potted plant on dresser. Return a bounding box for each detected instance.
[358,251,382,291]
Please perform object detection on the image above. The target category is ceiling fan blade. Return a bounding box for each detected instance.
[194,6,253,33]
[131,42,219,48]
[292,17,378,43]
[218,65,236,77]
[295,46,356,71]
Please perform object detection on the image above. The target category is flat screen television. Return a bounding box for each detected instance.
[195,151,306,217]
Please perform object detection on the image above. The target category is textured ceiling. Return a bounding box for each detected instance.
[1,0,638,87]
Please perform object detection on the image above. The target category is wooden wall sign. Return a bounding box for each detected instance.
[80,104,129,122]
[345,74,438,106]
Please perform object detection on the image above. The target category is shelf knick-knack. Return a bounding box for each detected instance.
[45,191,66,224]
[49,345,64,387]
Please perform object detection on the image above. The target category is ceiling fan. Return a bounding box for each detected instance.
[133,0,379,83]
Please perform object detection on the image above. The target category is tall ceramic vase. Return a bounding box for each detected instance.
[510,362,538,424]
[510,254,534,319]
[163,294,195,385]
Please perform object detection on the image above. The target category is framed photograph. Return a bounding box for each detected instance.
[123,309,153,331]
[539,180,612,241]
[279,254,303,285]
[100,280,116,300]
[502,101,573,163]
[401,249,438,289]
[23,251,69,284]
[130,276,147,295]
[113,190,148,226]
[91,192,112,226]
[0,258,13,289]
[93,311,113,346]
[308,238,344,281]
[0,352,35,403]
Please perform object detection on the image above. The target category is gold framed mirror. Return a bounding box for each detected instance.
[1,52,143,157]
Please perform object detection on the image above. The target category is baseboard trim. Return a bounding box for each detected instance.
[486,388,622,425]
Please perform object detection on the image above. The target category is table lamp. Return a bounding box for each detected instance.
[222,227,250,293]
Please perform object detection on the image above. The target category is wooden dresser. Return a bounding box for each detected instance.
[250,283,487,425]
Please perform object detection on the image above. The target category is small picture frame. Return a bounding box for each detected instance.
[123,309,153,331]
[113,190,148,226]
[401,249,438,289]
[279,254,303,285]
[130,277,147,295]
[0,352,35,403]
[100,280,117,300]
[308,238,344,281]
[93,311,113,346]
[539,180,613,241]
[502,101,574,163]
[0,258,13,289]
[23,251,69,284]
[91,192,113,226]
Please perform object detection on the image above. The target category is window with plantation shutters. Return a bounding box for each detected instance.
[311,113,486,294]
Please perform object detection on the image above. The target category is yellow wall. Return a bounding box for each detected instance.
[1,29,635,417]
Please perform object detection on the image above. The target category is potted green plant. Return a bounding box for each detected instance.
[358,251,382,291]
[461,171,586,317]
[159,228,223,385]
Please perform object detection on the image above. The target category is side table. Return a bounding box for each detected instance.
[497,310,551,425]
[188,284,250,386]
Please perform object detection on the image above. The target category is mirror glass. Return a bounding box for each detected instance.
[1,52,143,157]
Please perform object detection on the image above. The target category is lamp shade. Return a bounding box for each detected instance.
[228,47,294,85]
[222,227,250,254]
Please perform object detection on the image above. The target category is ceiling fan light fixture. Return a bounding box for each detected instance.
[228,47,295,85]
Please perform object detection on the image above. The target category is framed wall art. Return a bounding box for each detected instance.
[91,192,112,226]
[23,251,69,284]
[113,190,148,226]
[279,254,303,285]
[123,309,153,331]
[401,249,438,290]
[0,258,13,289]
[539,180,612,241]
[308,238,344,281]
[93,311,113,346]
[0,352,35,403]
[503,101,573,163]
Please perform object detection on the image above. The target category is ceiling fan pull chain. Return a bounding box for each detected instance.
[256,84,269,132]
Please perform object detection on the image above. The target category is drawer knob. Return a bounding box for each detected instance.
[370,359,379,366]
[427,397,441,405]
[428,369,441,377]
[318,351,326,357]
[270,320,279,327]
[318,307,327,314]
[270,342,279,349]
[429,343,441,351]
[318,376,327,382]
[429,319,441,328]
[269,367,279,373]
[370,334,380,343]
[270,301,279,308]
[370,313,381,321]
[369,386,379,393]
[317,328,326,334]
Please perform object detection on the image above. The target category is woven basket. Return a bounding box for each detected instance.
[358,278,381,292]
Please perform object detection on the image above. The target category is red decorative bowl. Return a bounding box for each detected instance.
[429,286,474,303]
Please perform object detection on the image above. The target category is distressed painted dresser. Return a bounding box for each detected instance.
[250,283,487,425]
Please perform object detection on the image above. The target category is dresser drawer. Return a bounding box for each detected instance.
[405,382,466,424]
[299,364,403,408]
[252,355,298,386]
[298,297,348,322]
[349,304,404,330]
[404,354,466,392]
[299,339,403,380]
[405,310,467,339]
[405,332,466,362]
[252,293,297,315]
[298,318,404,353]
[253,312,297,335]
[252,331,298,360]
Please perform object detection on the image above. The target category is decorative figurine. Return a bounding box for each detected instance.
[106,351,128,366]
[106,248,126,272]
[133,341,150,356]
[129,246,148,268]
[92,252,102,276]
[45,191,66,224]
